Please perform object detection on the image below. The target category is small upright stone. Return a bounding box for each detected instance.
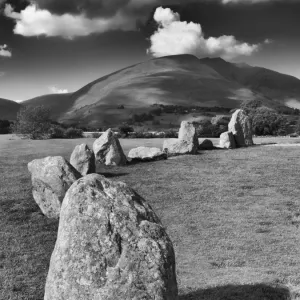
[178,121,199,148]
[28,156,81,219]
[199,139,214,150]
[93,129,127,166]
[219,131,236,149]
[44,174,178,300]
[70,144,95,176]
[228,109,253,147]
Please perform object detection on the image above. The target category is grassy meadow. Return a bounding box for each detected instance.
[1,135,300,299]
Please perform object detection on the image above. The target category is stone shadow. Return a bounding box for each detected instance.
[97,172,129,178]
[179,283,291,300]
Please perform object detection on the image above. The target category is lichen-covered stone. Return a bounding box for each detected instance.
[228,109,253,147]
[28,156,81,219]
[93,129,127,166]
[163,139,198,156]
[178,121,199,147]
[219,131,236,149]
[44,174,178,300]
[128,147,167,162]
[70,143,95,175]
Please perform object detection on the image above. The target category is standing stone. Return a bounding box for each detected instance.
[128,147,167,162]
[219,131,236,149]
[178,121,199,148]
[198,139,214,150]
[28,156,81,219]
[228,109,253,147]
[70,144,95,176]
[93,129,127,166]
[44,174,178,300]
[163,139,198,156]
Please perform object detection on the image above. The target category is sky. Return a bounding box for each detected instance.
[0,0,299,102]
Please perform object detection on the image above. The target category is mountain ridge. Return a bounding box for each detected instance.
[1,55,300,126]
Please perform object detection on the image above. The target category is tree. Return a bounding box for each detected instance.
[252,107,287,136]
[118,123,134,137]
[12,105,52,139]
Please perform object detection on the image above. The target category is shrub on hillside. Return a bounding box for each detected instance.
[12,105,52,139]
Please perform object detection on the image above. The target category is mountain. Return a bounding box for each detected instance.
[4,54,300,127]
[200,57,300,109]
[0,98,21,120]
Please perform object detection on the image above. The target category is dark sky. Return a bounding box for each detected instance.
[0,0,299,101]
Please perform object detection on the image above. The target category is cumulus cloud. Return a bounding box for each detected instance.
[0,44,12,57]
[3,0,291,38]
[148,7,262,60]
[49,86,69,94]
[4,4,137,38]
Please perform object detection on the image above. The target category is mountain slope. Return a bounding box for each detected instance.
[200,57,300,108]
[0,99,21,120]
[5,54,300,127]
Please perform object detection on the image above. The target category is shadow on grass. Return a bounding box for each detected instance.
[179,284,291,300]
[98,172,129,178]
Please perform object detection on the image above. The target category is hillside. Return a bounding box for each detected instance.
[0,98,21,120]
[3,54,300,128]
[200,57,300,109]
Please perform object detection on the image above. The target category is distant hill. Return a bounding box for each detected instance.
[0,99,21,120]
[2,55,300,127]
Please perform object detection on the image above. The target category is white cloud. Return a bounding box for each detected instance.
[4,4,136,39]
[148,7,262,60]
[0,44,12,57]
[49,86,69,94]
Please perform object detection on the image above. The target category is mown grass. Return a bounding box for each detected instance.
[1,135,300,299]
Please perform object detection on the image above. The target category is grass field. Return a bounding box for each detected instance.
[1,135,300,299]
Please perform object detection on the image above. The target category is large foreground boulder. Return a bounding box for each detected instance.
[163,139,198,156]
[44,174,178,300]
[93,129,127,166]
[219,131,236,149]
[228,109,253,147]
[128,147,167,162]
[178,121,199,147]
[28,156,81,219]
[70,144,95,176]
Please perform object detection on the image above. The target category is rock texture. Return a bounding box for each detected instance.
[199,139,214,150]
[163,139,198,156]
[44,174,178,300]
[70,144,95,176]
[128,147,167,162]
[93,129,127,166]
[178,121,199,147]
[228,109,253,147]
[219,131,236,149]
[28,156,81,219]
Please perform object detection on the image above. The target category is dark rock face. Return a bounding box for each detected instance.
[228,109,253,147]
[93,129,127,166]
[44,174,178,300]
[199,139,214,150]
[28,156,81,219]
[128,147,167,162]
[70,143,95,176]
